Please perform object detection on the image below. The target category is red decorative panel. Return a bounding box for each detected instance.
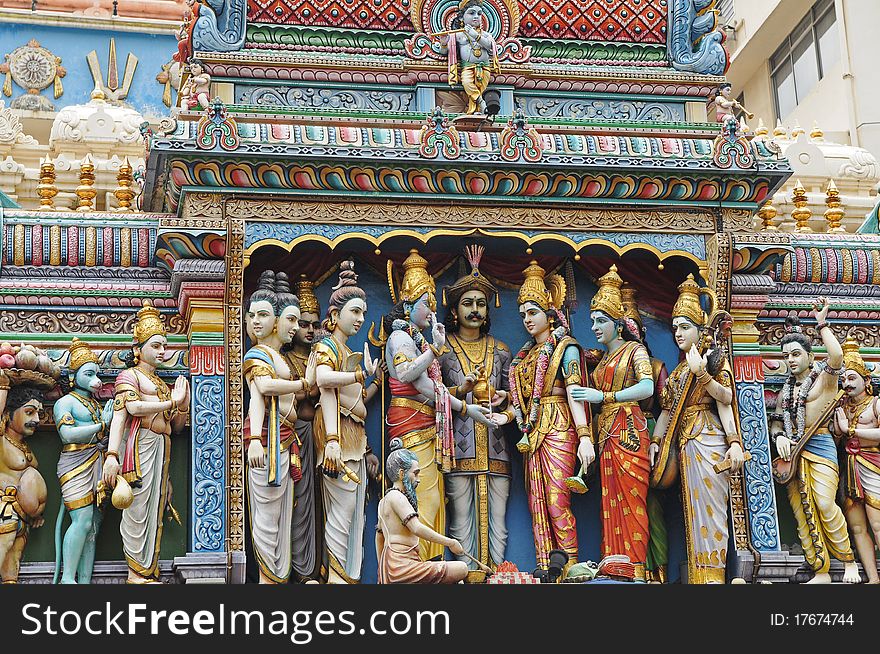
[248,0,415,31]
[518,0,667,42]
[247,0,668,43]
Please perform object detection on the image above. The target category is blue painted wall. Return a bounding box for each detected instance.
[279,260,690,583]
[0,22,176,116]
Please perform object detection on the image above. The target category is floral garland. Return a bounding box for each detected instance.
[509,323,567,437]
[780,366,822,443]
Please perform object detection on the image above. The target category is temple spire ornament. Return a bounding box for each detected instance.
[824,179,846,233]
[114,157,136,212]
[758,199,779,231]
[791,180,812,233]
[76,154,97,212]
[36,156,58,210]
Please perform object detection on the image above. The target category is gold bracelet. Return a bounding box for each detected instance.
[105,450,119,460]
[504,409,515,423]
[371,378,380,388]
[325,434,340,443]
[429,344,442,358]
[460,400,468,417]
[301,379,311,394]
[603,391,615,404]
[354,369,365,384]
[362,387,368,400]
[697,371,712,385]
[576,425,592,439]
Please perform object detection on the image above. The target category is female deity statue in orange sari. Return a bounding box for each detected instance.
[570,265,654,580]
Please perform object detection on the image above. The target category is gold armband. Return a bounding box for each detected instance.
[113,389,140,411]
[576,425,592,439]
[603,391,616,404]
[57,413,76,427]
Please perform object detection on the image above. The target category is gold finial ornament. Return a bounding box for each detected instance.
[114,157,136,212]
[398,249,436,310]
[758,199,779,231]
[773,120,787,138]
[296,275,320,315]
[791,121,805,138]
[133,300,167,344]
[810,121,824,141]
[37,156,58,210]
[590,265,625,320]
[68,337,100,372]
[672,274,708,327]
[824,179,846,233]
[76,154,97,212]
[842,337,871,382]
[791,180,813,233]
[517,260,566,311]
[754,118,768,137]
[620,282,642,329]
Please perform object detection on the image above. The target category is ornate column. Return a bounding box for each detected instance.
[171,260,230,582]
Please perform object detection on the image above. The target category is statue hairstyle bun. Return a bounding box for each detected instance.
[248,270,279,313]
[274,271,300,312]
[388,437,404,453]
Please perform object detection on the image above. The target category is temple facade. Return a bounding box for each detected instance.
[0,0,877,584]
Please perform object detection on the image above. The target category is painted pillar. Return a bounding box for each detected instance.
[176,280,228,580]
[732,353,781,552]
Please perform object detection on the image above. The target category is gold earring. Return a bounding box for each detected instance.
[133,350,140,365]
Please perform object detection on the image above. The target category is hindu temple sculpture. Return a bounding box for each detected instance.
[435,0,500,116]
[509,261,593,570]
[770,299,859,584]
[383,249,497,561]
[310,260,380,584]
[439,246,513,574]
[708,82,753,124]
[242,271,308,584]
[0,370,55,583]
[102,300,190,584]
[833,339,880,584]
[281,275,324,583]
[571,265,653,581]
[52,337,113,584]
[376,438,470,584]
[620,284,671,583]
[649,275,745,584]
[180,59,211,111]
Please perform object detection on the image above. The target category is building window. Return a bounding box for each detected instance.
[770,0,839,120]
[716,0,736,24]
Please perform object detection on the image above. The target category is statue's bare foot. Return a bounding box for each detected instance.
[805,572,831,584]
[842,562,861,584]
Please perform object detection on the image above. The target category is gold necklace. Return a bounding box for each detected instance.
[4,435,33,463]
[847,395,874,422]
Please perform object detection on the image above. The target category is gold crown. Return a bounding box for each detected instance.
[672,274,707,327]
[590,265,625,320]
[296,275,320,315]
[517,261,565,310]
[842,337,870,379]
[620,283,641,327]
[399,249,436,309]
[68,337,99,372]
[458,0,482,9]
[133,300,167,344]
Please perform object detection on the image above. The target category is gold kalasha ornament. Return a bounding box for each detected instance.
[76,154,97,212]
[790,180,812,233]
[296,275,320,315]
[824,179,845,233]
[398,248,436,310]
[68,337,100,372]
[114,157,136,212]
[842,337,871,381]
[36,156,58,210]
[590,264,625,320]
[133,300,167,344]
[758,199,778,231]
[672,273,708,327]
